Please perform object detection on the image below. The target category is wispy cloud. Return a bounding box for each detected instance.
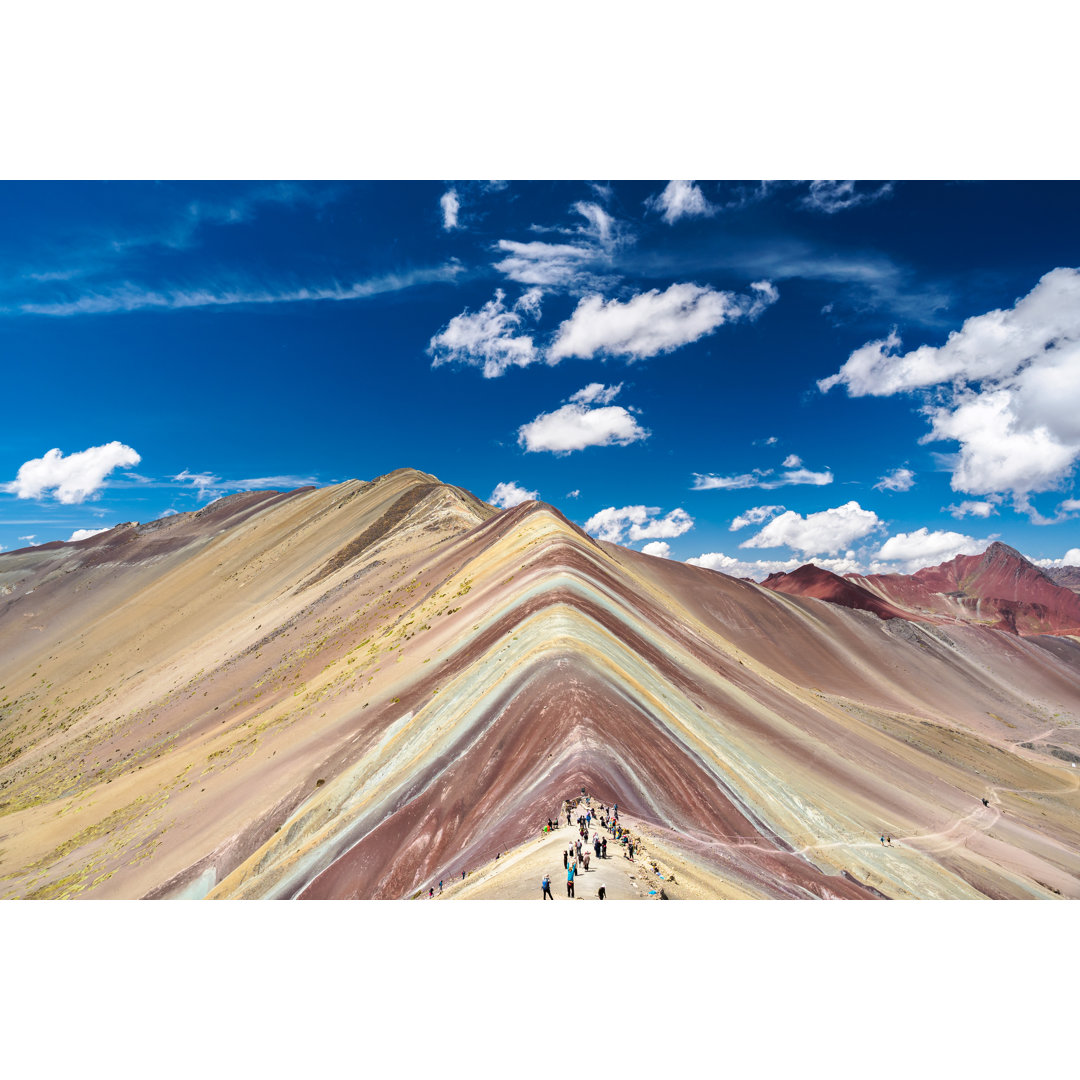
[172,471,319,501]
[14,262,465,317]
[800,181,894,215]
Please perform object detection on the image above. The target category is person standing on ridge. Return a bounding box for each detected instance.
[567,862,576,898]
[542,874,553,900]
[563,849,569,870]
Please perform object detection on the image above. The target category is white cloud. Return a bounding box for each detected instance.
[641,541,671,558]
[489,480,539,509]
[944,498,999,519]
[69,527,110,542]
[782,454,802,468]
[874,528,986,572]
[686,551,864,581]
[740,501,881,555]
[566,489,580,499]
[923,384,1079,497]
[19,263,466,317]
[629,508,693,541]
[874,467,916,492]
[692,465,833,491]
[1033,547,1080,569]
[647,181,716,224]
[493,239,605,290]
[583,505,693,544]
[730,505,784,531]
[517,384,647,454]
[173,471,317,502]
[440,188,460,231]
[819,268,1080,504]
[428,289,542,378]
[548,281,778,363]
[5,442,141,504]
[570,382,622,405]
[572,201,616,244]
[801,181,894,215]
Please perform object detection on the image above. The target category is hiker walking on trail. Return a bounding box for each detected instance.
[598,884,606,900]
[602,837,607,859]
[583,851,590,871]
[880,835,886,846]
[567,862,576,898]
[627,841,635,862]
[542,874,553,900]
[982,797,989,807]
[563,849,569,870]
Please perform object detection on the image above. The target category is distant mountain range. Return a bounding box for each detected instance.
[762,542,1080,637]
[3,470,1079,899]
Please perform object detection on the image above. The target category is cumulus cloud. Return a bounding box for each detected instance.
[874,528,986,572]
[782,454,801,468]
[583,505,693,544]
[819,269,1080,505]
[428,289,542,378]
[740,501,881,555]
[1033,547,1080,569]
[874,467,916,492]
[517,384,647,454]
[647,181,716,224]
[489,480,539,509]
[5,442,141,504]
[440,188,460,230]
[628,508,693,541]
[944,498,1000,519]
[686,551,865,581]
[801,181,894,215]
[69,527,110,542]
[641,541,671,558]
[566,489,580,499]
[730,505,785,531]
[692,464,832,491]
[548,281,778,363]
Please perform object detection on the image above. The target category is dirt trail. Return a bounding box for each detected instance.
[417,804,690,900]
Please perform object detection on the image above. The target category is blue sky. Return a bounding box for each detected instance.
[2,179,1078,576]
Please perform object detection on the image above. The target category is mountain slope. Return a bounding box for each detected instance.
[760,563,916,623]
[2,472,1080,900]
[850,542,1080,635]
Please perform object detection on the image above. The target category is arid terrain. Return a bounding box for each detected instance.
[2,468,1079,899]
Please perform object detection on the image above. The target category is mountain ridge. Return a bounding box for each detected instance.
[3,469,1080,900]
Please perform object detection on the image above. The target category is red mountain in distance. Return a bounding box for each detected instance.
[760,563,915,623]
[845,542,1080,636]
